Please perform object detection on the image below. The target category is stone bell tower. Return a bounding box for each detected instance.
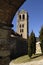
[17,10,28,39]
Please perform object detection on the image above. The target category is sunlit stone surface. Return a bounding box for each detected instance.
[9,59,43,65]
[36,41,41,54]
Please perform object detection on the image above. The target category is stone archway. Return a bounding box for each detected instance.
[0,0,25,39]
[0,0,26,65]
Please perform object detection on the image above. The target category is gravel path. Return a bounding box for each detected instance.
[9,59,43,65]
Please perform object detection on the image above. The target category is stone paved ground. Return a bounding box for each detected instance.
[10,59,43,65]
[9,55,43,65]
[9,56,43,65]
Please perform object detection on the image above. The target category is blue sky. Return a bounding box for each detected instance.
[12,0,43,37]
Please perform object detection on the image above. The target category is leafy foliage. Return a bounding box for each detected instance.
[39,26,43,42]
[39,26,43,53]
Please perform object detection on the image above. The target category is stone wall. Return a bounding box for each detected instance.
[10,37,28,60]
[0,36,28,65]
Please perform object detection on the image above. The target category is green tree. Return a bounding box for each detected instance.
[28,31,36,58]
[39,26,43,53]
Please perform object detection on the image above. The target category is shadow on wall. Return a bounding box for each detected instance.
[10,37,28,60]
[0,37,28,65]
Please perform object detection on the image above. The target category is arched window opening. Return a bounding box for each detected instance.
[22,14,25,20]
[19,15,21,20]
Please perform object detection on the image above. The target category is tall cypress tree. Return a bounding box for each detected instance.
[28,31,36,57]
[39,26,43,53]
